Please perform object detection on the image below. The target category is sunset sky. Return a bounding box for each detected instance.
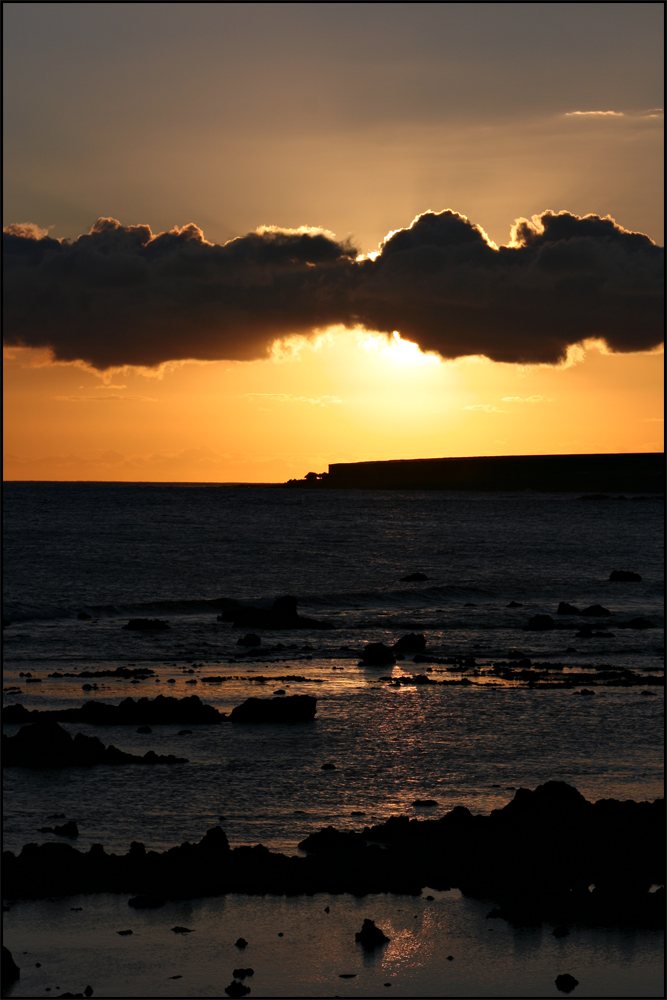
[3,2,664,482]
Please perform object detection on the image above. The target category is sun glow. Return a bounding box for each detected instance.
[359,331,439,367]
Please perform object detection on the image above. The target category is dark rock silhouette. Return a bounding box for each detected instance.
[171,926,193,933]
[321,762,336,770]
[355,919,390,949]
[224,983,250,998]
[3,694,223,726]
[401,573,429,582]
[4,783,663,932]
[39,820,79,838]
[123,618,170,630]
[557,603,581,615]
[232,596,333,630]
[77,612,92,620]
[3,721,188,768]
[230,695,316,724]
[233,968,254,979]
[393,633,426,653]
[117,929,133,936]
[362,643,396,666]
[49,667,155,679]
[555,973,579,993]
[412,799,438,808]
[609,570,642,581]
[580,605,611,617]
[618,617,655,629]
[507,601,523,607]
[235,938,248,948]
[2,946,20,982]
[237,634,261,647]
[525,615,556,631]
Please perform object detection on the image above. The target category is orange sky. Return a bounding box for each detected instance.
[3,3,664,481]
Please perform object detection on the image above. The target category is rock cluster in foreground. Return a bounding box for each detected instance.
[3,695,223,726]
[2,721,188,768]
[3,782,663,929]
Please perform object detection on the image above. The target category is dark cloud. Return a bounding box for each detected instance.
[3,210,663,370]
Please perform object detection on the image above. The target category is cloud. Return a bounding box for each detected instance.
[244,393,341,406]
[54,394,157,402]
[501,395,553,402]
[463,404,505,412]
[564,110,624,117]
[3,209,663,370]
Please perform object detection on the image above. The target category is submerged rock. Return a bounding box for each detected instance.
[557,603,581,615]
[355,919,390,949]
[525,615,556,631]
[579,605,611,617]
[3,721,188,768]
[361,643,396,666]
[237,634,261,647]
[224,983,250,998]
[230,695,316,724]
[232,596,333,631]
[618,617,654,629]
[609,570,642,582]
[401,572,429,582]
[123,618,170,631]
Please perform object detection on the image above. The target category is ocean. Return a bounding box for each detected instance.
[2,482,664,998]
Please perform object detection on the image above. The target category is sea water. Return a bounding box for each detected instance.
[2,483,664,998]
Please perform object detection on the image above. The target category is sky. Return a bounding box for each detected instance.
[3,2,664,482]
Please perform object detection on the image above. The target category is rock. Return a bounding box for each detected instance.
[178,730,192,736]
[84,988,94,997]
[123,618,170,631]
[171,926,193,933]
[464,602,476,607]
[233,968,253,979]
[3,694,223,726]
[230,695,317,724]
[235,938,248,948]
[362,643,396,666]
[507,601,523,607]
[224,983,250,998]
[3,721,188,768]
[128,895,165,908]
[232,596,333,631]
[609,570,642,582]
[412,799,438,808]
[555,973,579,993]
[578,690,595,696]
[237,634,261,647]
[117,929,133,935]
[552,925,570,937]
[321,762,336,770]
[425,894,434,900]
[525,615,556,631]
[618,618,654,629]
[2,946,20,982]
[393,633,426,653]
[273,689,286,696]
[39,820,79,838]
[579,605,611,617]
[355,919,390,949]
[77,612,91,620]
[557,603,581,615]
[136,726,152,734]
[401,573,428,582]
[339,973,357,978]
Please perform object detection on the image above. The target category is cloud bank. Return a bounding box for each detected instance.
[3,209,663,370]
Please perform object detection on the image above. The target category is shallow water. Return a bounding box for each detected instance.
[2,483,665,997]
[2,891,664,998]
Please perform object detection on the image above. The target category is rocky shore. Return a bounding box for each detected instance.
[2,721,188,768]
[3,782,663,929]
